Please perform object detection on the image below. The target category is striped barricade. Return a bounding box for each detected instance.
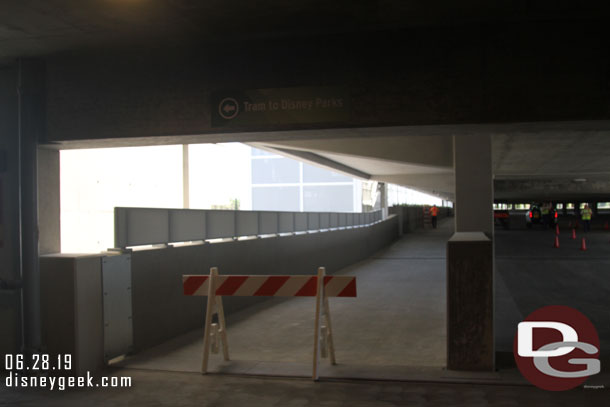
[182,267,357,380]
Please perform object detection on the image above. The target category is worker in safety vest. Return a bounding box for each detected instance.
[430,205,439,229]
[581,204,593,233]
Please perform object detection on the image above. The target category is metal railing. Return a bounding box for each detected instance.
[114,207,383,249]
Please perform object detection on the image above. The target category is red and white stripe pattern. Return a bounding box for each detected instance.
[183,275,356,297]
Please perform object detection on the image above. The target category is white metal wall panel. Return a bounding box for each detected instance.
[278,212,294,233]
[114,207,128,248]
[169,209,206,242]
[339,213,347,227]
[127,208,169,247]
[236,211,259,236]
[319,212,330,229]
[207,210,236,239]
[114,207,386,247]
[329,212,338,228]
[102,254,133,362]
[294,213,308,231]
[308,213,320,230]
[260,211,279,235]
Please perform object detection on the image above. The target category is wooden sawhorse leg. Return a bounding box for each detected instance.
[201,267,230,374]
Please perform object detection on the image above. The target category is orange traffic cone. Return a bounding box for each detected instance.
[553,235,560,248]
[555,224,560,235]
[580,237,587,251]
[571,228,576,239]
[568,221,572,228]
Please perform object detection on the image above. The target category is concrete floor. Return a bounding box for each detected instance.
[116,219,452,380]
[495,226,610,359]
[116,218,610,379]
[3,218,610,405]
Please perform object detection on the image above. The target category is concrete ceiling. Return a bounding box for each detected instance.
[39,117,610,202]
[5,3,610,202]
[492,133,610,202]
[315,153,451,176]
[250,121,610,202]
[250,132,456,200]
[493,134,610,178]
[45,120,610,202]
[2,1,609,64]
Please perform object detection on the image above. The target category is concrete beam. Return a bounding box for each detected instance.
[261,135,454,169]
[43,22,610,144]
[267,146,371,180]
[494,178,610,202]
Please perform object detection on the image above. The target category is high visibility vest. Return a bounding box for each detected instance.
[430,207,438,217]
[541,207,549,215]
[582,208,592,220]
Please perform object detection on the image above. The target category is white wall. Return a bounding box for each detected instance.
[61,146,183,253]
[188,143,251,210]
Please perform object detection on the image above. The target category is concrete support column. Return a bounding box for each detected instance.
[37,148,60,255]
[182,144,190,209]
[0,65,21,356]
[447,135,494,371]
[453,136,493,235]
[379,182,388,219]
[18,59,45,355]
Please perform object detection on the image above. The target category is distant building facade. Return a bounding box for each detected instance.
[250,148,362,212]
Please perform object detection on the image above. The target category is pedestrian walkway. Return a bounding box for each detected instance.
[117,219,454,380]
[4,219,609,407]
[116,219,610,385]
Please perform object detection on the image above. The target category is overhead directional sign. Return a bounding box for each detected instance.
[211,86,350,127]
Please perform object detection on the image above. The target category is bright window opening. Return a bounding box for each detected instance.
[493,203,511,210]
[60,146,183,254]
[61,144,451,254]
